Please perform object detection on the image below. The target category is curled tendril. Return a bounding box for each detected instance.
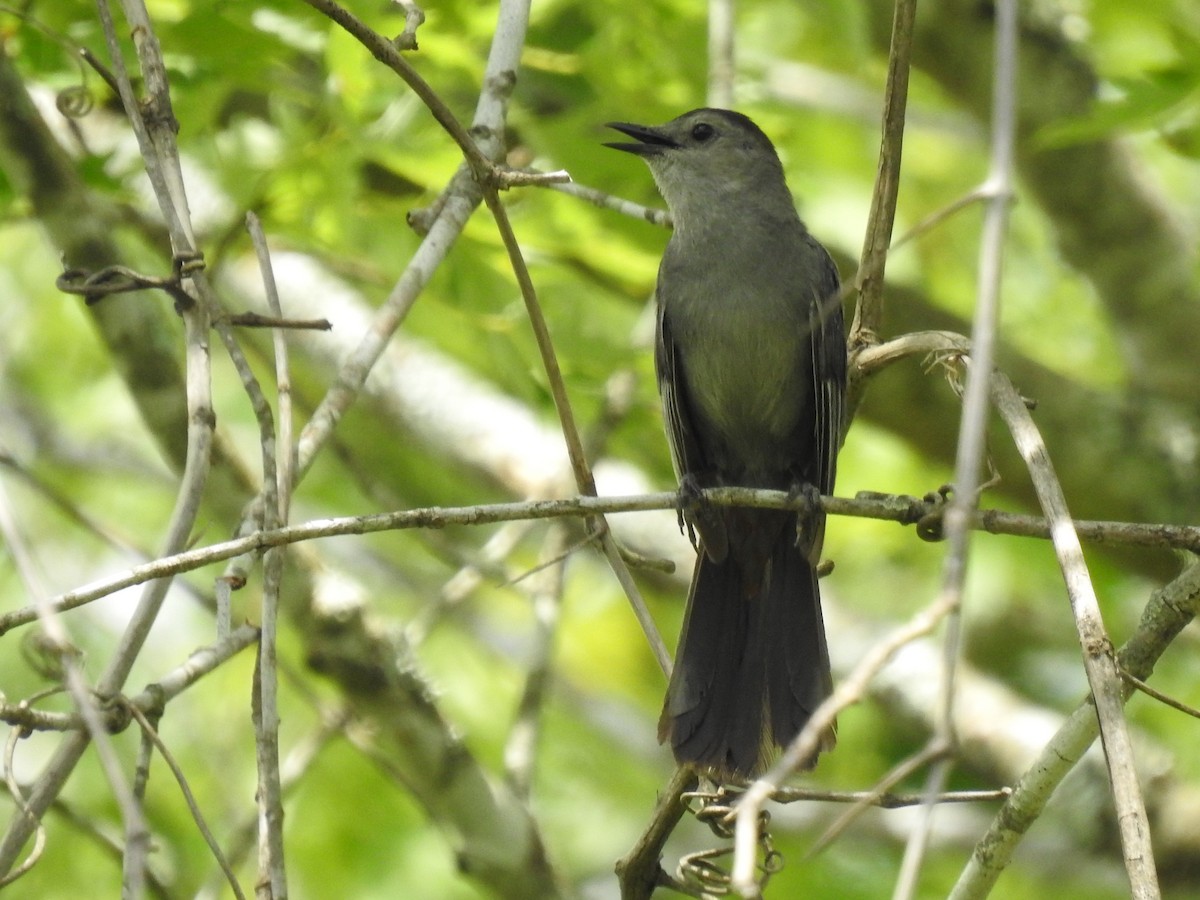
[55,85,95,118]
[20,630,82,683]
[676,787,784,895]
[678,845,733,893]
[762,847,785,875]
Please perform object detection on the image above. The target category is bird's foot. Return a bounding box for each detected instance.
[789,481,823,549]
[676,474,702,548]
[677,474,728,562]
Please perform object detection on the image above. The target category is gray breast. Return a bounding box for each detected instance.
[679,295,812,481]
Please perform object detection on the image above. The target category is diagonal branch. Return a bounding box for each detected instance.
[846,0,917,392]
[949,562,1200,898]
[989,371,1160,897]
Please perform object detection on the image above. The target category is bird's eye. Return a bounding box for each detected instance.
[691,123,715,142]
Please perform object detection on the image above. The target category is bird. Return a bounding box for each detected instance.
[606,108,847,779]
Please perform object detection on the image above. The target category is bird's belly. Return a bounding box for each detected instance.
[685,331,808,481]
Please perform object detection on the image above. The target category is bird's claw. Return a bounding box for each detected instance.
[676,474,703,549]
[789,481,823,549]
[677,474,728,561]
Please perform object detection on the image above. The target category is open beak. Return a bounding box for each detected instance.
[604,122,679,155]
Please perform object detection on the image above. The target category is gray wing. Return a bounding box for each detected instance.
[654,290,707,483]
[799,240,846,562]
[656,285,734,560]
[807,241,846,498]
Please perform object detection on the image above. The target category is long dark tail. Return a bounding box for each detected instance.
[659,522,834,779]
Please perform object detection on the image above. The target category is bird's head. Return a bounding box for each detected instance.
[605,108,789,222]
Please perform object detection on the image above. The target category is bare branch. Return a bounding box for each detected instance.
[3,487,1198,637]
[616,767,697,900]
[390,0,425,51]
[807,741,952,858]
[220,312,332,331]
[780,785,1010,809]
[547,180,673,227]
[0,626,259,735]
[244,212,289,898]
[846,0,916,362]
[990,371,1160,897]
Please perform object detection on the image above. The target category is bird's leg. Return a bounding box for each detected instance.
[676,474,701,548]
[788,481,824,555]
[678,473,729,562]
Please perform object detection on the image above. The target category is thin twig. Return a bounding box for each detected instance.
[127,714,157,898]
[103,0,191,244]
[1118,669,1200,720]
[546,180,673,227]
[79,46,122,98]
[222,312,332,331]
[481,188,670,673]
[251,649,286,897]
[122,702,248,900]
[806,740,952,858]
[482,192,595,495]
[779,785,1010,808]
[205,308,278,611]
[893,1,1019,893]
[890,187,990,251]
[846,0,917,365]
[244,211,289,898]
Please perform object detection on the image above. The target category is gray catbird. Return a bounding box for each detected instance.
[606,108,846,778]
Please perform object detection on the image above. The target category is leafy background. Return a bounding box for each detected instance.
[1,0,1199,897]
